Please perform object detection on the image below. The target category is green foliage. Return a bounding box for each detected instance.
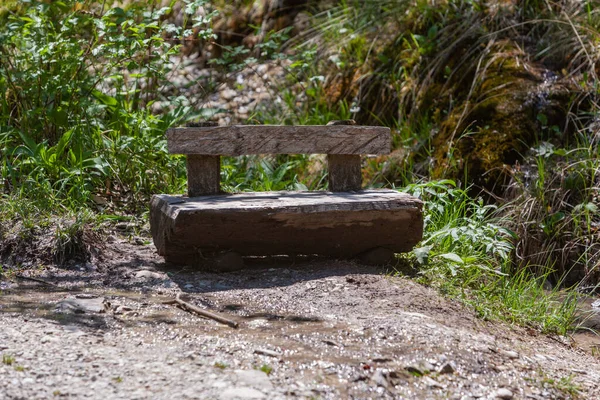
[257,364,273,375]
[403,180,580,335]
[221,155,312,193]
[404,180,514,278]
[0,0,213,210]
[2,354,15,365]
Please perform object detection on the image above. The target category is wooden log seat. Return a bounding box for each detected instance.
[150,124,424,267]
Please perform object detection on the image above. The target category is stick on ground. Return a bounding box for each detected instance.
[165,293,239,328]
[14,274,58,287]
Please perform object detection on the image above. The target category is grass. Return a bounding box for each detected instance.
[541,373,582,398]
[2,354,14,365]
[257,364,273,375]
[401,180,581,335]
[214,361,228,369]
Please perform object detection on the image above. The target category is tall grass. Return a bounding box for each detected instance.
[403,180,580,335]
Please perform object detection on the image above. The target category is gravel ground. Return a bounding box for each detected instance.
[1,239,600,399]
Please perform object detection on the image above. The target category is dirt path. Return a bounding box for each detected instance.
[1,240,599,399]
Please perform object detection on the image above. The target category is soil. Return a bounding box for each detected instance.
[1,237,600,400]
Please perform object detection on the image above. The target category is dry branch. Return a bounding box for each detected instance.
[165,293,239,328]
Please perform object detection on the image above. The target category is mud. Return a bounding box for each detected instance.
[1,238,600,399]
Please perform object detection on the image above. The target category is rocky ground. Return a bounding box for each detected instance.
[1,238,600,399]
[156,57,292,127]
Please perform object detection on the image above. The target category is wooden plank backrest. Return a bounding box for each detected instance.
[165,124,392,196]
[166,125,391,155]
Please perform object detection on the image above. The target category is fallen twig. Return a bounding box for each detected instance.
[165,293,239,328]
[14,274,58,287]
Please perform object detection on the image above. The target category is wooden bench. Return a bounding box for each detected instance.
[150,124,423,268]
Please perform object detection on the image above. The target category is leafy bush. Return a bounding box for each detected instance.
[0,0,215,210]
[403,180,580,334]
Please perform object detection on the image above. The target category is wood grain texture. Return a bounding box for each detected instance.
[186,155,221,196]
[150,190,423,265]
[328,154,361,191]
[166,125,391,155]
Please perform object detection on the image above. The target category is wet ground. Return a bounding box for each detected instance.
[1,239,600,399]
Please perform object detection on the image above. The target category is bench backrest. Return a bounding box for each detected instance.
[165,124,391,196]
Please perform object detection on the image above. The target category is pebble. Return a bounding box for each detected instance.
[371,370,388,388]
[221,89,237,101]
[494,388,514,399]
[422,376,444,389]
[135,270,165,280]
[234,370,273,390]
[220,387,265,399]
[54,297,105,314]
[498,349,519,360]
[253,348,281,358]
[439,361,456,374]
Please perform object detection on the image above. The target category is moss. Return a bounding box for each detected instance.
[430,41,573,193]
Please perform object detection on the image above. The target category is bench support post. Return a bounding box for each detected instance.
[187,155,220,197]
[327,154,362,192]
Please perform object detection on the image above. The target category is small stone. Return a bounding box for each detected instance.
[113,306,133,315]
[371,370,388,388]
[54,297,105,314]
[422,376,444,389]
[115,222,134,231]
[220,387,265,400]
[498,349,519,360]
[75,293,98,299]
[135,270,165,280]
[253,348,281,358]
[221,89,237,101]
[494,388,514,399]
[234,369,273,390]
[439,361,456,374]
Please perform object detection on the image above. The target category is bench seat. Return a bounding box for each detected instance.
[150,189,423,264]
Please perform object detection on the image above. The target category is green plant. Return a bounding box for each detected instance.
[401,180,580,334]
[221,154,326,193]
[403,180,514,276]
[542,373,582,398]
[214,361,228,369]
[2,354,15,365]
[257,364,273,375]
[0,0,214,210]
[52,211,94,265]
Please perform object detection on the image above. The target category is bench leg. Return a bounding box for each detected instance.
[187,155,220,197]
[327,154,362,192]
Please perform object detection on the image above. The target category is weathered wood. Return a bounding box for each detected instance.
[150,190,423,265]
[166,125,391,155]
[187,154,220,196]
[328,154,362,192]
